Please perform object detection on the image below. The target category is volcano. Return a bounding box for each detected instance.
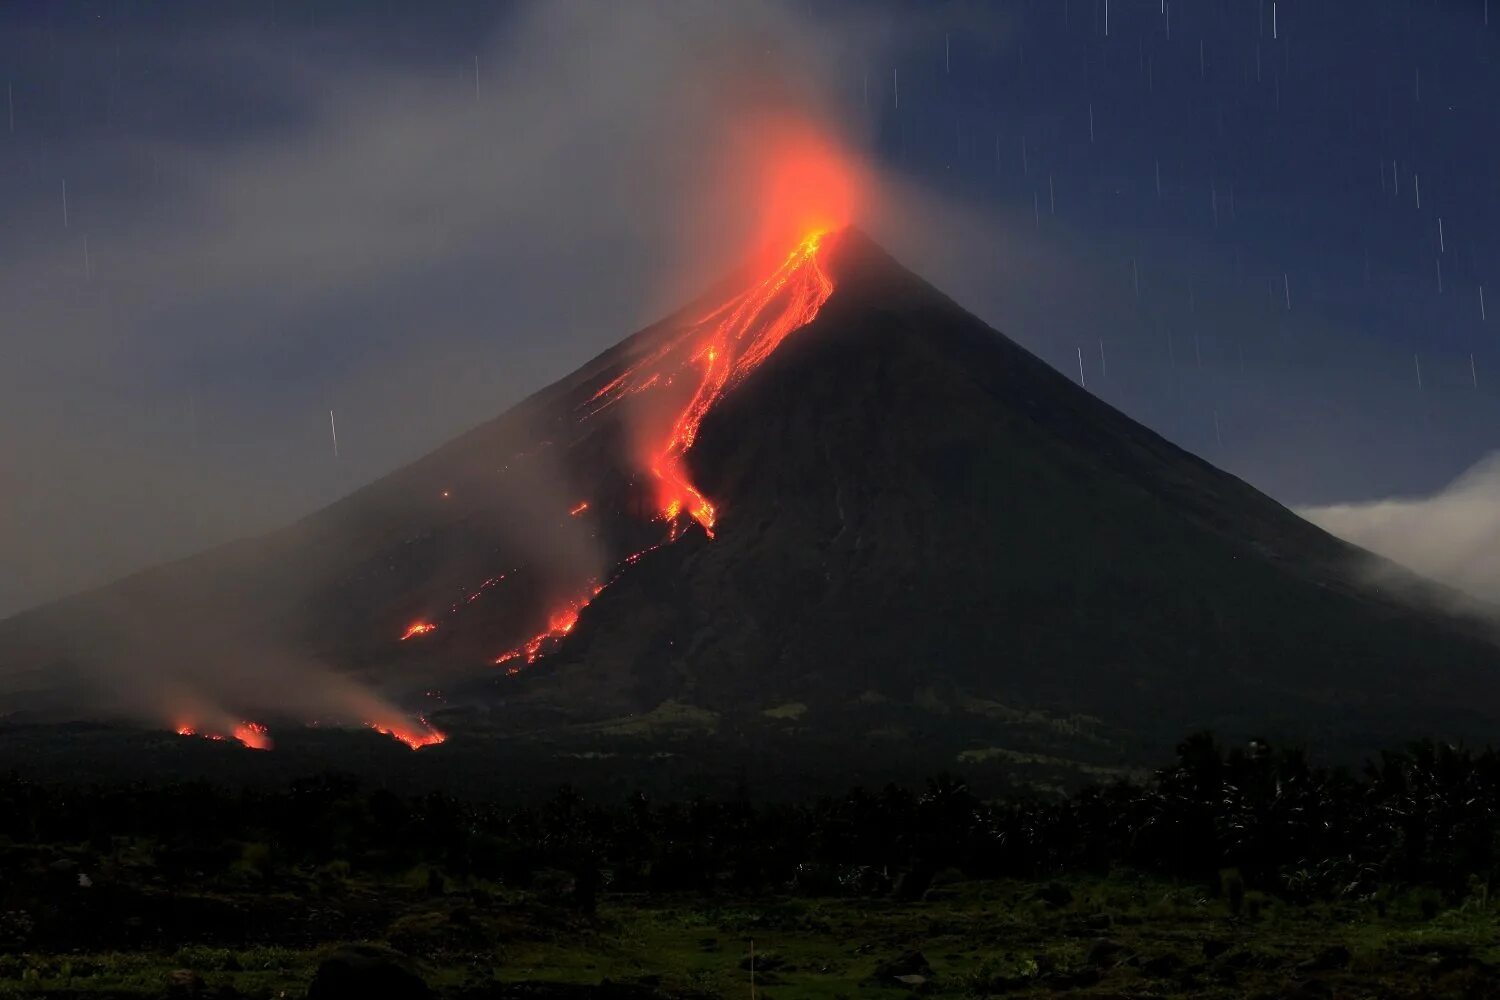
[5,228,1500,786]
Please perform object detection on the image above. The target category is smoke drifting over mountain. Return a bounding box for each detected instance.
[0,0,935,739]
[0,1,906,621]
[1302,453,1500,607]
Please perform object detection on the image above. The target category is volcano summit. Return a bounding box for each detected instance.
[4,229,1500,788]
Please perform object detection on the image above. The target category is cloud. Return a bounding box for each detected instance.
[1301,452,1500,605]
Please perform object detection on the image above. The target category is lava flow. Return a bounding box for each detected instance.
[366,716,446,750]
[494,587,601,673]
[176,720,273,751]
[400,621,437,641]
[585,229,835,535]
[493,231,837,674]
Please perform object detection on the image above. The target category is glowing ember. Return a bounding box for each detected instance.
[569,501,590,516]
[450,574,507,614]
[583,230,834,536]
[367,717,446,750]
[400,621,437,641]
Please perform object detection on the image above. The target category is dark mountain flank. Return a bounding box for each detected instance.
[3,229,1499,785]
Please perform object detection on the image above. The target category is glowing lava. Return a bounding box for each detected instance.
[584,230,835,536]
[493,587,601,672]
[569,501,590,516]
[176,720,273,751]
[367,716,446,750]
[400,621,437,641]
[232,721,273,751]
[489,230,837,674]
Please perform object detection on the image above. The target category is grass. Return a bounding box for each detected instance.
[4,873,1500,997]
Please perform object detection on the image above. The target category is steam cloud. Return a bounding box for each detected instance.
[1301,452,1500,607]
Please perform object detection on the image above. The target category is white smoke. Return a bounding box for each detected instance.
[1301,451,1500,605]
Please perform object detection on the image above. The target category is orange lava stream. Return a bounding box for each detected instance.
[569,501,590,516]
[399,622,437,641]
[583,230,834,535]
[366,716,446,750]
[493,587,601,673]
[492,233,835,674]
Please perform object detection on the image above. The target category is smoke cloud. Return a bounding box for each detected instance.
[0,1,899,622]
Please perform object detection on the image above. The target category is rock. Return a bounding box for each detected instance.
[166,969,205,996]
[893,865,936,901]
[307,944,429,1000]
[739,951,787,972]
[1202,938,1232,961]
[1086,938,1125,968]
[1046,968,1101,989]
[1083,912,1113,930]
[1033,882,1073,908]
[1298,944,1351,971]
[1141,953,1184,977]
[893,973,928,989]
[873,950,932,981]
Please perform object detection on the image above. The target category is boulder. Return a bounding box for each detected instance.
[166,969,205,996]
[1086,938,1125,968]
[873,950,932,981]
[307,944,429,1000]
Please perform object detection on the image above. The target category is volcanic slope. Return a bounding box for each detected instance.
[4,228,1500,779]
[485,229,1500,766]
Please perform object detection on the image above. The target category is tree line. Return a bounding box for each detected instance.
[3,733,1499,903]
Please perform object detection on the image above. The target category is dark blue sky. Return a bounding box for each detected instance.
[2,0,1498,614]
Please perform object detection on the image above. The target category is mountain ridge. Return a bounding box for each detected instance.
[3,227,1500,781]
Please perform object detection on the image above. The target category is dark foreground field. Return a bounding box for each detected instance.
[5,876,1500,999]
[5,733,1500,999]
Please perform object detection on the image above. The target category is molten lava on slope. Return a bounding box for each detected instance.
[583,230,835,537]
[485,230,837,672]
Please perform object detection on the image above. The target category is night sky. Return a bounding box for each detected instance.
[3,0,1498,616]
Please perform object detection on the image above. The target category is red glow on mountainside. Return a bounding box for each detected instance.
[400,622,437,641]
[473,131,858,676]
[493,587,602,672]
[176,720,272,751]
[750,124,864,253]
[367,716,446,750]
[585,230,834,535]
[492,227,839,673]
[232,721,273,751]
